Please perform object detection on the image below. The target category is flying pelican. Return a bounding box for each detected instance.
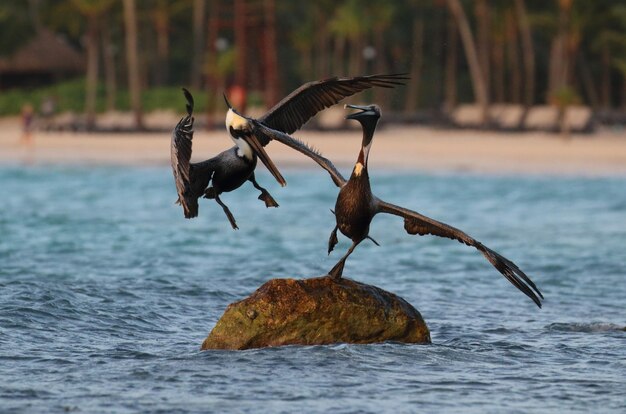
[171,88,285,229]
[257,105,543,307]
[171,74,407,229]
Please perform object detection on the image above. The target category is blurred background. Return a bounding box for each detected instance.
[1,0,625,133]
[2,3,626,412]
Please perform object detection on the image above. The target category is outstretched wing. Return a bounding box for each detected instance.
[171,88,196,217]
[258,73,408,135]
[377,199,544,308]
[251,121,347,188]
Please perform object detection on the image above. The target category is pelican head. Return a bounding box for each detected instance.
[345,104,381,121]
[223,92,286,187]
[224,92,250,139]
[345,104,380,151]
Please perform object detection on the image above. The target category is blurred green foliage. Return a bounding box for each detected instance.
[1,0,625,117]
[0,79,208,115]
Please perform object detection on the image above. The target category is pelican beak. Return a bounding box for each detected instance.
[243,134,287,187]
[344,104,371,120]
[223,93,232,109]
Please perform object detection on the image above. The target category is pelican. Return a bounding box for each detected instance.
[171,74,407,229]
[322,103,544,307]
[171,88,285,229]
[259,104,543,307]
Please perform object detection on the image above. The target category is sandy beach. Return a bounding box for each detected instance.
[1,116,625,176]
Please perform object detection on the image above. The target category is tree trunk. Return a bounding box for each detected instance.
[506,10,521,104]
[101,20,116,111]
[547,37,562,98]
[404,16,423,113]
[205,0,220,126]
[446,0,489,125]
[123,0,143,129]
[84,14,99,130]
[190,0,206,89]
[153,8,170,86]
[601,44,611,109]
[314,6,330,78]
[234,0,248,111]
[549,1,571,98]
[475,0,490,102]
[333,35,346,75]
[373,28,389,109]
[349,36,363,77]
[578,53,600,110]
[263,0,279,107]
[514,0,535,125]
[492,34,505,103]
[444,11,458,114]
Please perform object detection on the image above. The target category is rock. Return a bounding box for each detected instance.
[201,276,430,350]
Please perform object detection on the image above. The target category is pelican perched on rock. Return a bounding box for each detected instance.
[259,104,544,307]
[323,103,544,307]
[171,74,407,229]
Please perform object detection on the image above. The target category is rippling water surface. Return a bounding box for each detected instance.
[1,165,624,413]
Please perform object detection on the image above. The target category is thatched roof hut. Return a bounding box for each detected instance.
[0,29,84,89]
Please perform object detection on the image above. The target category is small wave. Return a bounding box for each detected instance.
[545,322,626,333]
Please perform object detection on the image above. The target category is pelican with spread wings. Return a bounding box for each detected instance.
[253,105,543,308]
[171,74,407,229]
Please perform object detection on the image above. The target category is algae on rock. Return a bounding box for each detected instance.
[202,276,430,350]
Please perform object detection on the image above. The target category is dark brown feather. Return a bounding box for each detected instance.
[251,121,347,188]
[170,89,195,217]
[258,73,408,135]
[377,199,544,308]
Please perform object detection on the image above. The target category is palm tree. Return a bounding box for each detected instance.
[475,0,491,102]
[446,0,489,125]
[404,13,424,113]
[100,12,117,111]
[506,8,522,104]
[147,0,188,87]
[329,1,367,76]
[263,0,279,106]
[151,0,170,87]
[443,9,459,113]
[233,0,248,111]
[70,0,114,129]
[514,0,535,125]
[190,0,206,89]
[368,3,394,107]
[122,0,143,129]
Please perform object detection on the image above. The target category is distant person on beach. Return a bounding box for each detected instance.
[20,104,35,146]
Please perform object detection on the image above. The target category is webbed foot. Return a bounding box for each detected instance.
[258,190,279,208]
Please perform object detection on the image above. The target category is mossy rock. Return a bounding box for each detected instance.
[202,276,430,350]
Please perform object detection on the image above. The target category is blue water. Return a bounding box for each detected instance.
[1,165,625,413]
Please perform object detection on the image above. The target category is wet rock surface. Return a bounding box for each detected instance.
[202,276,430,350]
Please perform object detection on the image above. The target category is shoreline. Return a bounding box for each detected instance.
[1,117,626,177]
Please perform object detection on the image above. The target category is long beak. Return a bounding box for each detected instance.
[244,133,287,187]
[344,104,369,120]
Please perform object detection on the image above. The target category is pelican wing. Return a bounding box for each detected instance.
[171,88,212,218]
[171,89,195,215]
[251,121,347,188]
[377,199,543,308]
[258,73,408,135]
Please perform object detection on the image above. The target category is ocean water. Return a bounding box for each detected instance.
[0,165,624,413]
